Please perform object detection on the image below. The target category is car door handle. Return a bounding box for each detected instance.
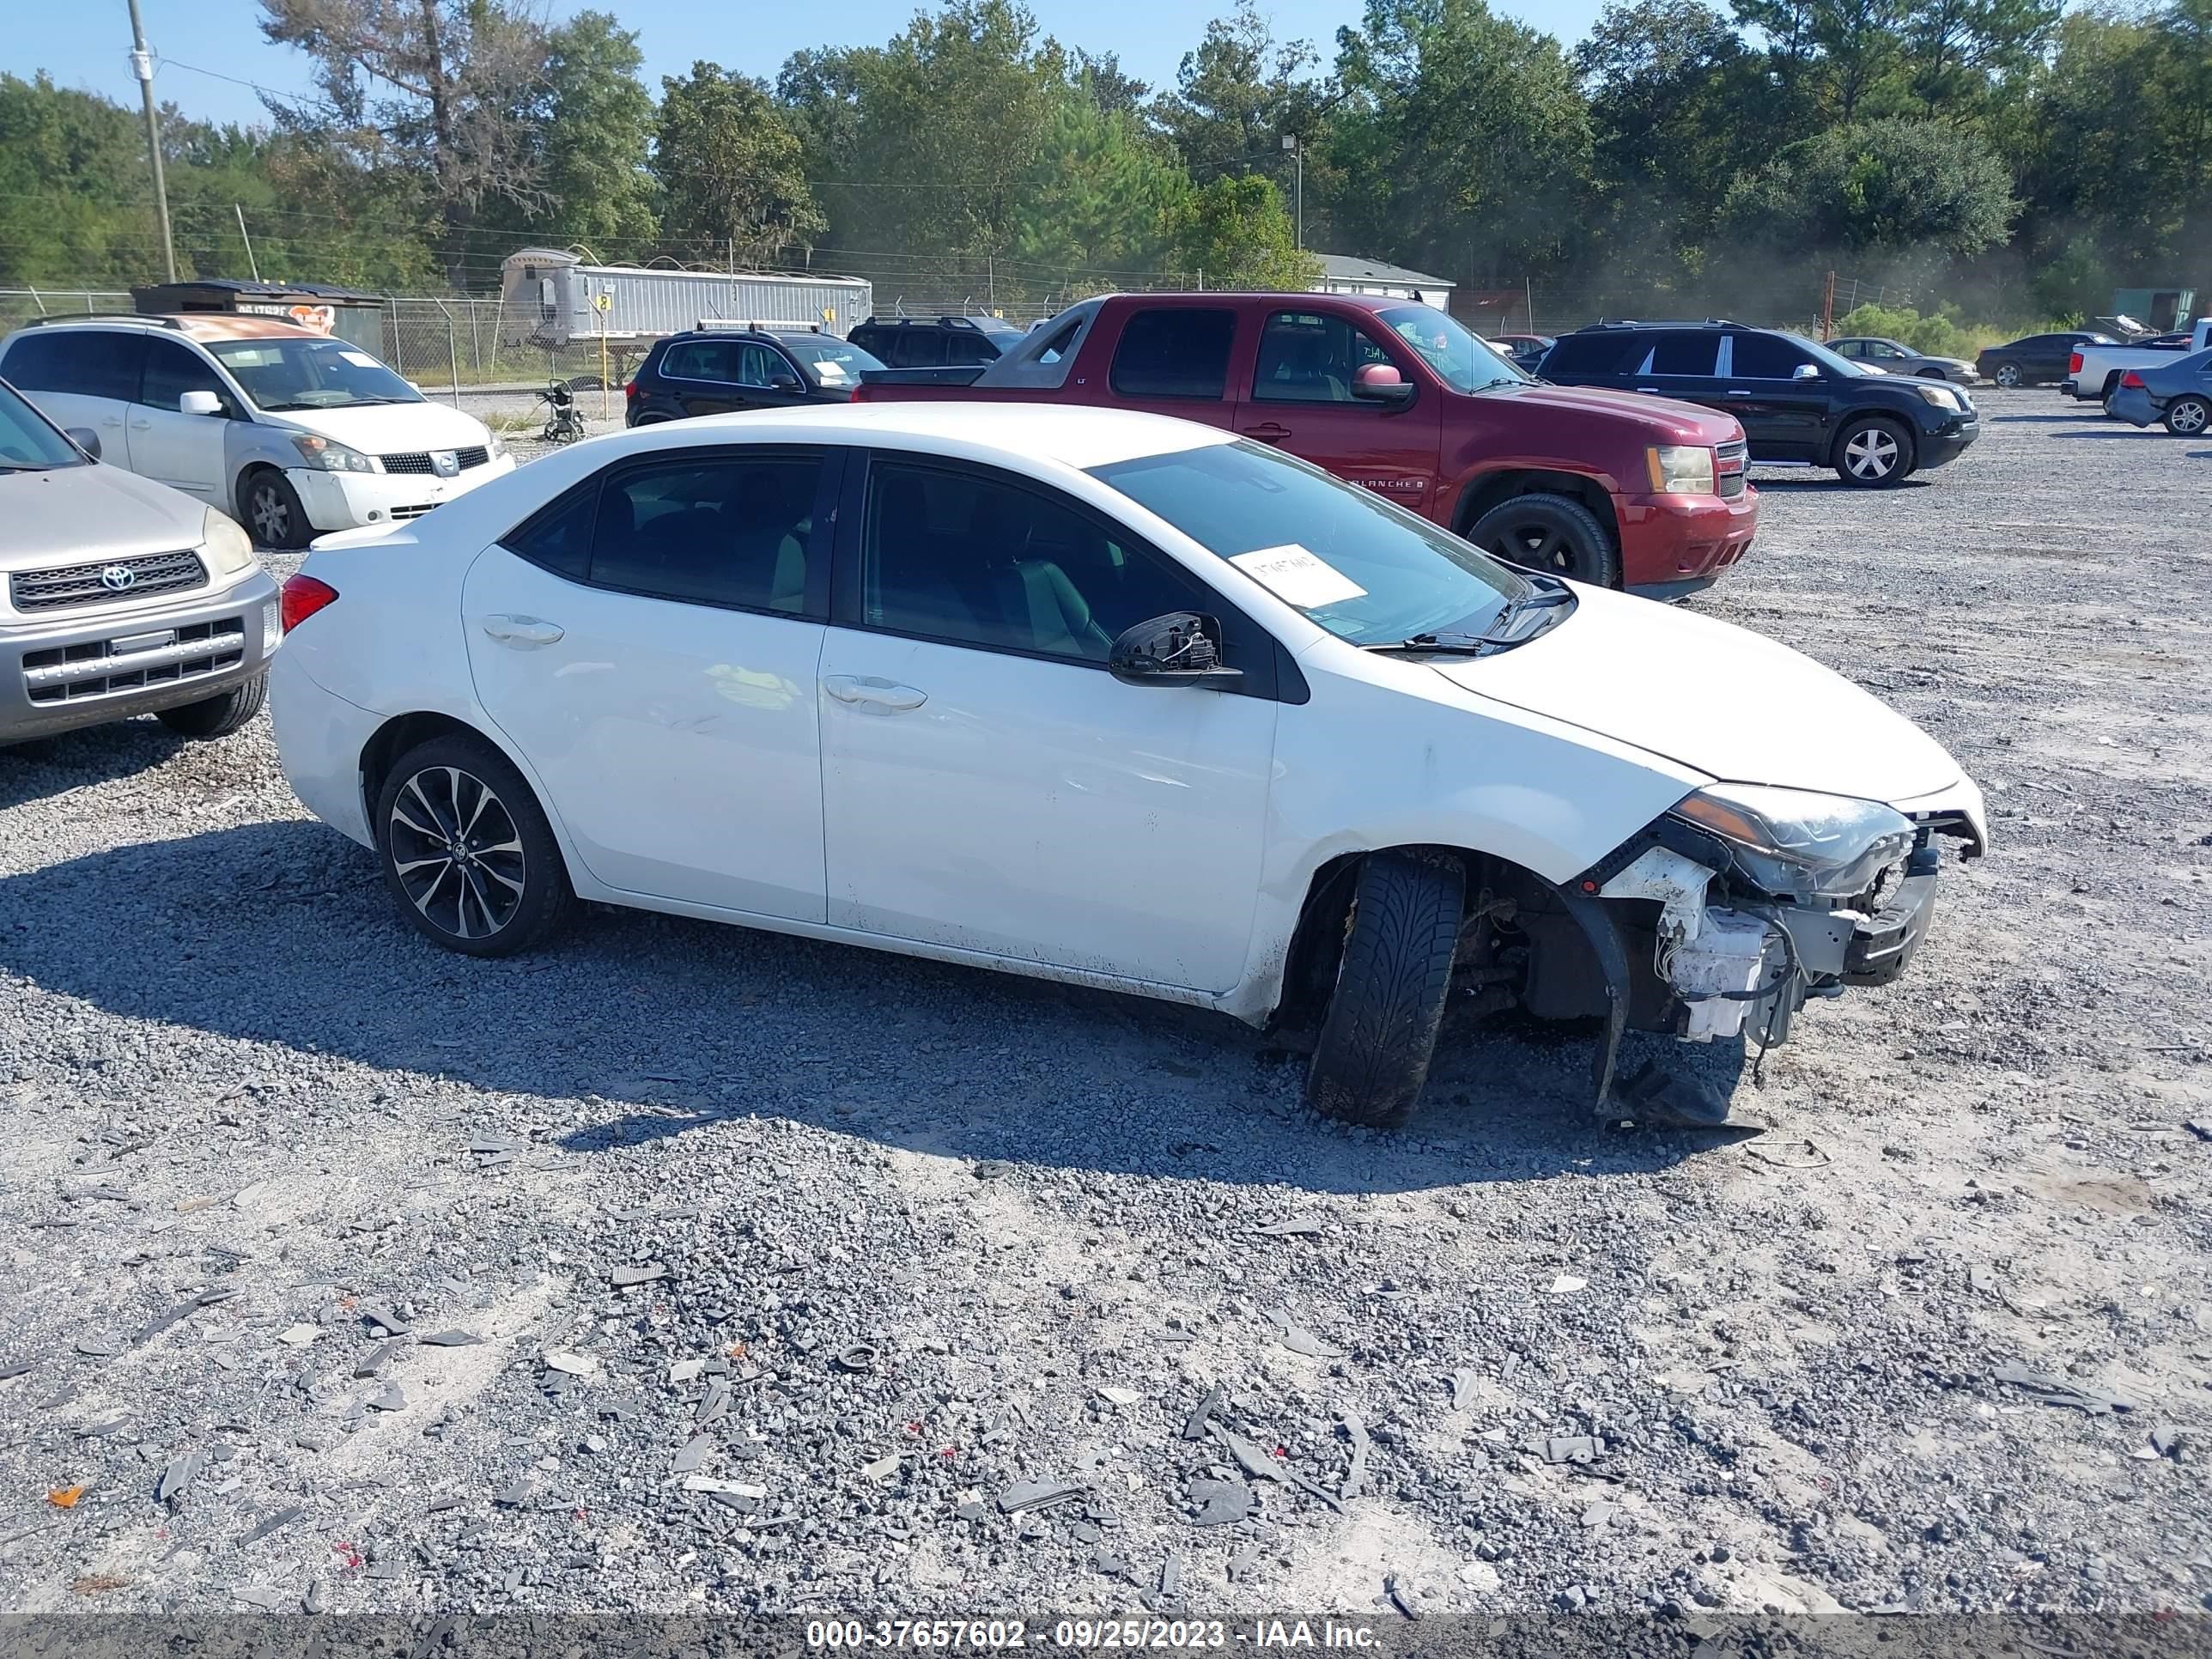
[479,614,564,647]
[1726,389,1751,397]
[823,674,927,711]
[100,416,124,427]
[130,417,152,429]
[1241,422,1292,441]
[1635,386,1660,393]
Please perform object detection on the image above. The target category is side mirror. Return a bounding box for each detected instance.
[769,371,804,392]
[1108,612,1243,690]
[179,390,223,417]
[65,427,100,460]
[1791,362,1821,381]
[1352,362,1415,404]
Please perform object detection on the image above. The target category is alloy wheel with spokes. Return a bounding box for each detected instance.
[1995,364,2021,388]
[2167,397,2209,436]
[244,471,309,550]
[1465,492,1622,588]
[388,765,527,940]
[1834,417,1912,488]
[374,732,573,957]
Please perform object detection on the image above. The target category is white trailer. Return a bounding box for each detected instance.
[499,249,872,349]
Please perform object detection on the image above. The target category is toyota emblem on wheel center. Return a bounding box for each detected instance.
[99,564,137,592]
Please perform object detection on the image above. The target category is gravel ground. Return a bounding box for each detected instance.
[2,392,2209,1624]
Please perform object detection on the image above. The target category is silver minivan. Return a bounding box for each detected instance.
[0,375,279,745]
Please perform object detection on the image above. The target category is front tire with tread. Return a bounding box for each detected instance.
[241,468,311,550]
[1465,492,1622,588]
[1305,850,1466,1131]
[374,733,574,958]
[1832,416,1915,487]
[155,672,267,738]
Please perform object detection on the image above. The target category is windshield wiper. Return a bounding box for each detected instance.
[1362,586,1575,657]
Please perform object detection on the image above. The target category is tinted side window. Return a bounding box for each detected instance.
[589,453,826,613]
[1253,311,1395,403]
[1,334,68,392]
[862,461,1204,662]
[1111,308,1235,399]
[662,341,733,382]
[947,331,999,366]
[1034,317,1083,366]
[1730,333,1814,379]
[1540,332,1640,376]
[16,330,146,400]
[140,338,236,414]
[897,331,946,368]
[502,481,599,581]
[1645,333,1718,376]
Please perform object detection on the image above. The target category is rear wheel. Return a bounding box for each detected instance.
[1465,493,1621,588]
[241,468,310,550]
[155,672,266,738]
[1994,363,2021,389]
[374,732,574,957]
[2166,396,2209,436]
[1305,850,1466,1131]
[1833,416,1915,487]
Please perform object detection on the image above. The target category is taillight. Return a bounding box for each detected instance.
[2069,351,2083,374]
[624,380,639,401]
[280,574,339,632]
[2121,371,2146,388]
[848,384,872,404]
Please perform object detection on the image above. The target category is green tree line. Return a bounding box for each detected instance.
[3,0,2206,319]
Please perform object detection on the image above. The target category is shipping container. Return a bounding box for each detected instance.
[500,249,872,348]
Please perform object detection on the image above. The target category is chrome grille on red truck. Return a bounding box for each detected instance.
[1716,440,1748,499]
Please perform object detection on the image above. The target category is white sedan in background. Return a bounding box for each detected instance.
[270,404,1985,1129]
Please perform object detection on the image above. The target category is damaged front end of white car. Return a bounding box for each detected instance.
[1558,779,1988,1119]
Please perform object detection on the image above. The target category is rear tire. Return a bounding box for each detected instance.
[155,672,266,738]
[1465,493,1622,588]
[1994,363,2021,389]
[1833,416,1915,487]
[374,732,574,958]
[2166,396,2209,436]
[241,468,311,550]
[1305,850,1466,1131]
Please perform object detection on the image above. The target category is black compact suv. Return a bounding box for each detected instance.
[625,325,885,426]
[1539,320,1980,487]
[847,314,1026,374]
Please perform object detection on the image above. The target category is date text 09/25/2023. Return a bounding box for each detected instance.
[804,1620,1385,1650]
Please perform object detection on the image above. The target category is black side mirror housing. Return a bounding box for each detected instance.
[770,373,804,392]
[64,427,100,460]
[1108,612,1243,690]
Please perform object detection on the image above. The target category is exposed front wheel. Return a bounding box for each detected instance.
[241,469,311,550]
[1994,364,2021,389]
[2166,396,2209,436]
[155,672,268,738]
[1465,493,1622,587]
[1304,850,1466,1131]
[374,733,574,957]
[1833,416,1915,487]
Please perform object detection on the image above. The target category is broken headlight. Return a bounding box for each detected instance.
[1670,784,1916,903]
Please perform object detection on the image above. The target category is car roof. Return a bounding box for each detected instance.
[617,401,1238,472]
[11,313,319,344]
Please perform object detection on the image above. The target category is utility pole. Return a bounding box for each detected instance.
[1281,134,1304,250]
[234,204,262,282]
[126,0,178,283]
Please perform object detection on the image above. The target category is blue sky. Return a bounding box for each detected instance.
[21,0,1609,130]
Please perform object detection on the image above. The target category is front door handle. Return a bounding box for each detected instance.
[1726,389,1751,397]
[1241,422,1291,441]
[479,614,564,647]
[823,674,927,712]
[130,417,152,430]
[1636,387,1660,394]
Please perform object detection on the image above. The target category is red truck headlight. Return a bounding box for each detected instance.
[1646,445,1717,495]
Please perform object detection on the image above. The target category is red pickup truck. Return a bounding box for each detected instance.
[852,293,1758,598]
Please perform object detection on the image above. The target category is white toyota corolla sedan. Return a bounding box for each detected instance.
[270,403,1986,1129]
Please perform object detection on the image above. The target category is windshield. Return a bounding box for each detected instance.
[0,380,87,468]
[208,336,421,411]
[1375,305,1528,393]
[786,337,884,386]
[1091,440,1530,647]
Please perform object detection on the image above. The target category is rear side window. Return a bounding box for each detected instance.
[4,330,145,400]
[502,481,599,581]
[893,331,945,368]
[1729,333,1814,380]
[1643,333,1718,376]
[589,453,827,614]
[1111,308,1236,400]
[947,331,999,366]
[661,341,734,382]
[1034,317,1084,367]
[1540,332,1640,377]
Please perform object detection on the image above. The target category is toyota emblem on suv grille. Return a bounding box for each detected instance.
[100,564,137,592]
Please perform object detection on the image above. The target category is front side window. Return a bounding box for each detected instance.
[588,453,825,613]
[861,461,1203,662]
[1252,312,1396,404]
[1091,439,1528,647]
[1111,308,1235,400]
[140,338,238,414]
[207,335,419,411]
[1730,332,1820,380]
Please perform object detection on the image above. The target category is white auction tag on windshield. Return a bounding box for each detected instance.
[337,350,380,368]
[1230,544,1367,609]
[813,362,847,381]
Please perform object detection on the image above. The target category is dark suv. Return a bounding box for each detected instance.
[625,326,885,426]
[847,314,1026,376]
[1539,321,1979,487]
